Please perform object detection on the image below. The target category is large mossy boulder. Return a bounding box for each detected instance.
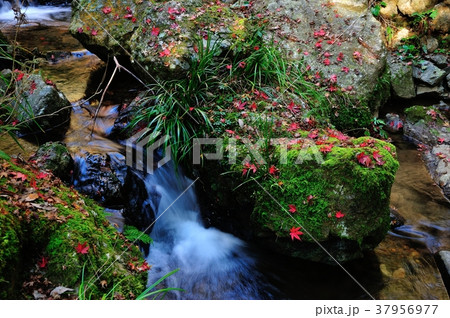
[30,141,74,181]
[196,130,399,264]
[0,155,147,299]
[70,0,388,110]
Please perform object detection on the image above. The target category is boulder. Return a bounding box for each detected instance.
[197,132,399,264]
[397,0,439,16]
[15,74,71,134]
[429,54,449,68]
[70,0,388,110]
[404,105,450,199]
[380,0,399,18]
[30,141,74,181]
[413,61,446,86]
[387,54,416,99]
[431,2,450,33]
[252,0,388,109]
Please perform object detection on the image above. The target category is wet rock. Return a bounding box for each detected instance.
[30,141,74,181]
[429,54,449,68]
[424,145,450,198]
[72,152,156,251]
[413,61,447,86]
[387,55,416,99]
[404,105,450,199]
[385,113,404,133]
[397,0,439,16]
[15,74,71,135]
[416,84,445,97]
[73,153,124,206]
[390,207,405,229]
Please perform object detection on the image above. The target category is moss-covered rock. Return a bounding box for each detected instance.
[69,0,246,80]
[0,157,147,299]
[195,127,399,263]
[30,142,74,181]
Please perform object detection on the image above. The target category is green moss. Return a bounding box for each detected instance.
[404,105,446,125]
[252,137,398,245]
[0,158,147,299]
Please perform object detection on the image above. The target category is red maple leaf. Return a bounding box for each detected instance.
[159,48,171,57]
[45,79,55,87]
[75,242,89,254]
[151,27,160,36]
[287,122,300,132]
[250,102,257,111]
[335,211,345,219]
[288,204,297,213]
[11,172,27,181]
[15,70,24,81]
[329,74,337,83]
[323,58,330,66]
[225,129,235,134]
[242,162,257,176]
[29,81,37,94]
[303,194,315,205]
[91,29,98,36]
[102,7,112,14]
[36,172,49,179]
[437,137,445,144]
[372,150,385,166]
[289,227,303,241]
[238,61,246,68]
[319,144,334,153]
[308,130,319,139]
[356,152,372,167]
[168,7,179,15]
[341,66,350,73]
[37,256,48,268]
[287,101,300,114]
[234,100,247,110]
[268,165,278,175]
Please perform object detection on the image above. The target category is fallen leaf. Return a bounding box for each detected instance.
[25,193,40,202]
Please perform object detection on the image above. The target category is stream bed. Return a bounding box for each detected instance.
[0,4,449,300]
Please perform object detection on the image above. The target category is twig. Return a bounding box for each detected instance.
[89,56,147,137]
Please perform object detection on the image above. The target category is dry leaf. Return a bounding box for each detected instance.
[25,193,40,202]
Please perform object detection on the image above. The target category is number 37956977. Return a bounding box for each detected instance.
[375,305,438,315]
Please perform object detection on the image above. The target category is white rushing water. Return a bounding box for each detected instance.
[0,1,71,23]
[144,163,272,299]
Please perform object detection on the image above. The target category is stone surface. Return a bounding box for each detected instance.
[70,0,388,109]
[380,0,399,18]
[388,54,416,99]
[429,54,449,68]
[397,0,439,16]
[426,37,439,53]
[16,74,71,134]
[30,141,74,181]
[416,84,445,96]
[431,2,450,33]
[392,28,411,47]
[413,61,447,86]
[404,105,450,199]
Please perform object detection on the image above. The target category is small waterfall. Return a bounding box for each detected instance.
[144,163,273,299]
[0,0,71,22]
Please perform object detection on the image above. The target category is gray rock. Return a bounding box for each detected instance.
[447,73,450,87]
[16,74,71,134]
[413,61,447,86]
[416,84,445,96]
[429,54,449,68]
[30,141,74,181]
[426,37,440,53]
[388,54,416,99]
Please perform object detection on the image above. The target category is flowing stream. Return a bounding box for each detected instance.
[0,2,449,300]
